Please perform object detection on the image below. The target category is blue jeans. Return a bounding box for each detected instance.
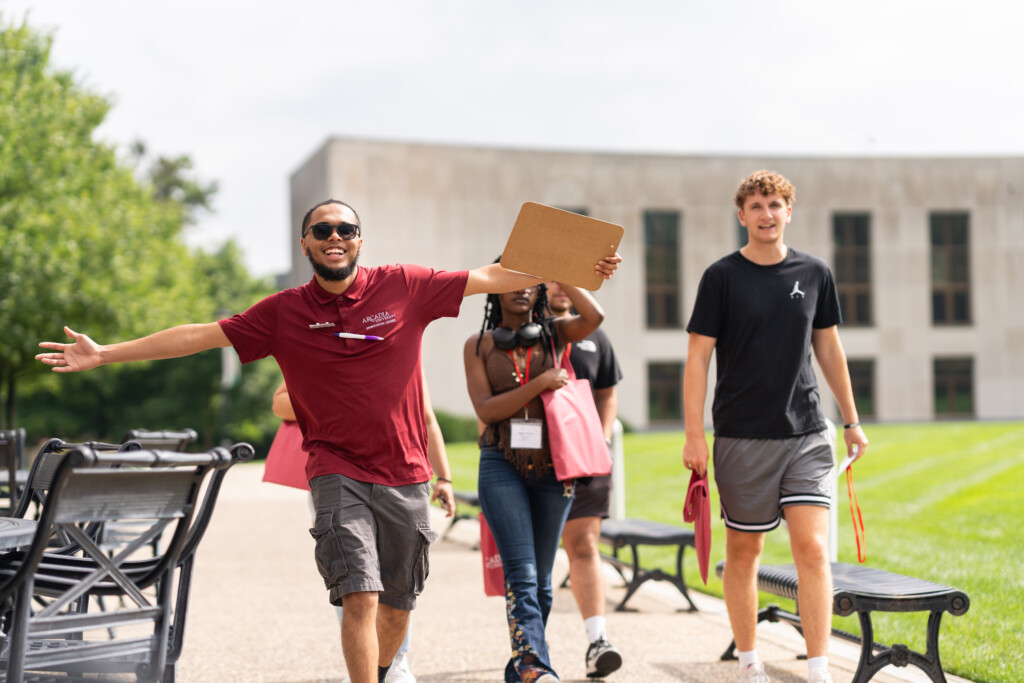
[478,447,574,683]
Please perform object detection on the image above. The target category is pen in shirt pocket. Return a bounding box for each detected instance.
[334,332,383,341]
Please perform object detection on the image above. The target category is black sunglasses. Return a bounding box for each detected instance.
[305,222,361,240]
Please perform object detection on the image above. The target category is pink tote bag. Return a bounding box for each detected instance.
[262,421,311,490]
[540,343,612,481]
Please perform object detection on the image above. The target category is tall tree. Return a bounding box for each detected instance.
[17,241,280,450]
[130,140,219,225]
[0,19,203,427]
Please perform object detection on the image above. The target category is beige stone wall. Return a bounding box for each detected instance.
[288,139,1024,428]
[287,142,332,289]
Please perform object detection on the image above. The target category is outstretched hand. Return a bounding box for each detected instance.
[595,252,623,280]
[35,326,102,373]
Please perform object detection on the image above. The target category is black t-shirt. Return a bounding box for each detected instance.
[686,248,842,439]
[568,327,622,391]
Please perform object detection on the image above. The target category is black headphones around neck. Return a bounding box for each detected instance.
[492,322,542,351]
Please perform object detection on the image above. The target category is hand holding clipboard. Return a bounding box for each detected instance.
[499,203,623,291]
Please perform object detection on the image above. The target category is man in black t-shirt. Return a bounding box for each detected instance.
[683,171,869,683]
[548,282,624,679]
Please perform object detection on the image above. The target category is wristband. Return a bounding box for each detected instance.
[843,422,860,430]
[436,476,452,484]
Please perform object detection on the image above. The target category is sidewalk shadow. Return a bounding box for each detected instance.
[415,667,508,682]
[648,660,807,682]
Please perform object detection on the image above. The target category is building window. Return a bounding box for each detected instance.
[644,210,681,329]
[557,206,589,217]
[648,362,683,422]
[847,359,875,419]
[833,213,873,326]
[930,212,971,325]
[934,357,974,417]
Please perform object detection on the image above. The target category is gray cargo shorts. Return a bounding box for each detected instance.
[713,430,833,533]
[309,474,437,610]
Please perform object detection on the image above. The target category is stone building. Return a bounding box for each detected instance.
[288,137,1024,429]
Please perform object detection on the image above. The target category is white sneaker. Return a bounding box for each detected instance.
[808,669,832,683]
[387,654,417,683]
[739,661,770,682]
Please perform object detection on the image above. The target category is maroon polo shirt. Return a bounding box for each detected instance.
[219,264,468,486]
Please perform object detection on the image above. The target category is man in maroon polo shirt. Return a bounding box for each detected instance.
[37,198,621,683]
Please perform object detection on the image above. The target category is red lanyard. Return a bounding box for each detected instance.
[846,466,866,563]
[509,348,531,386]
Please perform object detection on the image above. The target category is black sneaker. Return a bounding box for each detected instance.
[585,637,622,678]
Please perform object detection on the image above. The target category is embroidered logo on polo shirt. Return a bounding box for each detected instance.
[363,310,396,331]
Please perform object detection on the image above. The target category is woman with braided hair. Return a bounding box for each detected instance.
[463,276,605,683]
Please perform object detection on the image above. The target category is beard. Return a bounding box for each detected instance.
[549,300,573,315]
[307,246,360,281]
[548,302,571,315]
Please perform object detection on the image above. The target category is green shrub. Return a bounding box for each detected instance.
[434,410,479,444]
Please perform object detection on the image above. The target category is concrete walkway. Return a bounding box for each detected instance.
[175,464,970,683]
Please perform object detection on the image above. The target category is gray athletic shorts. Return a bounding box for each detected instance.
[309,474,437,610]
[713,430,833,533]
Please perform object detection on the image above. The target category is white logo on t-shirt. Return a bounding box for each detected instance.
[576,340,598,353]
[789,281,805,299]
[362,310,396,330]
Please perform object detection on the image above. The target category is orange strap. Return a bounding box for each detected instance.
[845,466,866,563]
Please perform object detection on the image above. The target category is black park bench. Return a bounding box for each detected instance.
[441,490,481,544]
[599,517,698,612]
[716,561,970,683]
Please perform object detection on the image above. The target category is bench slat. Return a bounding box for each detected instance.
[599,518,695,547]
[749,563,969,614]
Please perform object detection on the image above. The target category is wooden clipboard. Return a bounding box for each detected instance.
[499,202,623,291]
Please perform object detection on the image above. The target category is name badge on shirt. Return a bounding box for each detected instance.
[509,419,543,450]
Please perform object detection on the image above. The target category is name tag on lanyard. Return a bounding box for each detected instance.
[508,347,542,450]
[510,418,543,449]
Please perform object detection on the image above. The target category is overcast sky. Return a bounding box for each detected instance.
[3,0,1021,276]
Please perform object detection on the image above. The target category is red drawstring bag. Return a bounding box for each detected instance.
[683,470,711,585]
[479,513,505,596]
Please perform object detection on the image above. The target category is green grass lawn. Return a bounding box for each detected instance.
[444,421,1024,683]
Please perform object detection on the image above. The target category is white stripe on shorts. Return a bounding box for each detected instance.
[721,507,781,532]
[780,493,832,508]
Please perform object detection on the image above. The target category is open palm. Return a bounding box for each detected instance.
[35,327,102,373]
